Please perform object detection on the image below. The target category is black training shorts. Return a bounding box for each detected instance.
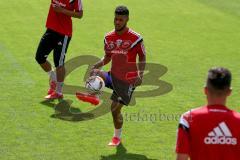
[35,29,71,67]
[104,72,135,106]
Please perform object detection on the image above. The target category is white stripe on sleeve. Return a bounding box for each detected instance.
[78,0,83,11]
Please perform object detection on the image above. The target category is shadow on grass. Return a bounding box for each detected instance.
[100,143,157,160]
[40,99,94,122]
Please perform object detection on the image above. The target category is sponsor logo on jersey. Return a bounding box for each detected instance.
[204,122,237,145]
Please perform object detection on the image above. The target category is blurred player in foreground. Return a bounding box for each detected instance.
[176,67,240,160]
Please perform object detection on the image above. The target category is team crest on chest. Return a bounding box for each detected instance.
[116,39,123,48]
[53,0,66,7]
[105,39,132,54]
[105,41,116,51]
[121,40,131,49]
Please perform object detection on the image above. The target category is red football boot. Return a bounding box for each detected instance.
[76,92,100,105]
[45,92,63,100]
[47,81,56,95]
[108,137,121,146]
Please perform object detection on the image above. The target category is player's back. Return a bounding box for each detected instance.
[181,105,240,160]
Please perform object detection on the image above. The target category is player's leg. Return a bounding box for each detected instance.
[112,101,124,132]
[39,61,52,72]
[42,61,57,95]
[108,77,135,146]
[35,29,57,95]
[45,35,71,99]
[108,100,124,146]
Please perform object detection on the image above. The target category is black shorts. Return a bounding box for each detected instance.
[104,72,135,106]
[35,29,71,67]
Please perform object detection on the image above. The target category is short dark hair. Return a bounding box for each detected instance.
[206,67,232,91]
[115,5,129,16]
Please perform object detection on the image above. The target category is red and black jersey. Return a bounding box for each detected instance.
[104,28,146,84]
[46,0,83,36]
[176,105,240,160]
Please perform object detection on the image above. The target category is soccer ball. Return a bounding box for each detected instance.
[85,76,105,92]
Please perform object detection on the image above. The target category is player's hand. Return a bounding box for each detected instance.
[90,65,99,76]
[134,76,143,87]
[90,68,99,76]
[52,3,64,13]
[86,76,95,83]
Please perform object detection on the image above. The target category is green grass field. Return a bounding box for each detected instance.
[1,0,240,159]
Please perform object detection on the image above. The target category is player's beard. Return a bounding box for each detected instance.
[115,23,127,32]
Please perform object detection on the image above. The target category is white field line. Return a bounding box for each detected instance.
[0,43,35,86]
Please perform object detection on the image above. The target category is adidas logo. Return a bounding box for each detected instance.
[204,122,237,145]
[58,41,62,46]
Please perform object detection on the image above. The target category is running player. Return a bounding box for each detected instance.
[176,67,240,160]
[35,0,83,99]
[91,6,146,146]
